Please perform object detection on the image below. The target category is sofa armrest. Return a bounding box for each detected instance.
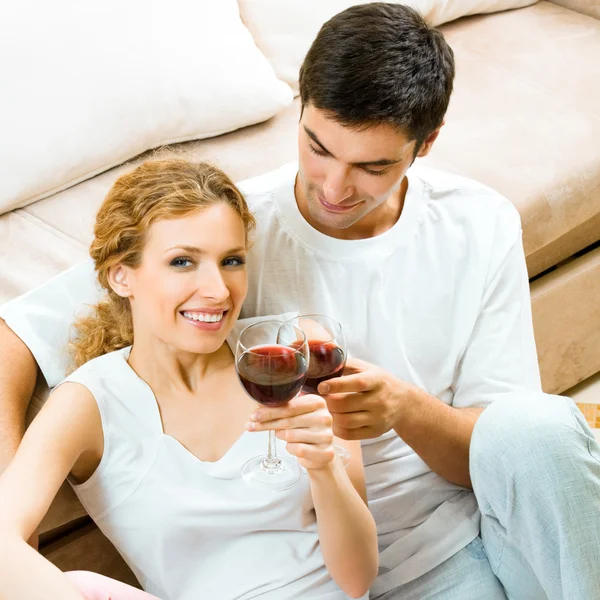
[549,0,600,20]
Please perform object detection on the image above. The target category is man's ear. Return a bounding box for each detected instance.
[415,121,445,159]
[107,265,133,298]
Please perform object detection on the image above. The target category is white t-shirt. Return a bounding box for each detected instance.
[1,162,541,595]
[60,340,361,600]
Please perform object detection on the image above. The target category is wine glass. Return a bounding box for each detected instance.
[235,320,309,491]
[283,314,351,468]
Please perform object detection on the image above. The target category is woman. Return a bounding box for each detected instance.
[0,160,378,600]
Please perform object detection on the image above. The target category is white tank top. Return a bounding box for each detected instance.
[63,346,362,600]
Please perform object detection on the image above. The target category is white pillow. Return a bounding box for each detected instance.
[0,0,293,215]
[238,0,539,93]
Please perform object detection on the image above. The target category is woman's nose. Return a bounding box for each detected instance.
[197,265,229,301]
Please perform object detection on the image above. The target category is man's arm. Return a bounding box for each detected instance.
[323,202,540,489]
[0,259,100,550]
[0,319,37,475]
[0,258,101,470]
[394,388,482,488]
[0,259,99,390]
[321,361,481,488]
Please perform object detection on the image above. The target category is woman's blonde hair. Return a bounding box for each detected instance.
[70,159,255,369]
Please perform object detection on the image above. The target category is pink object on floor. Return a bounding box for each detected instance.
[65,571,162,600]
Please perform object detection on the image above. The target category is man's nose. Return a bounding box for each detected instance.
[322,166,353,204]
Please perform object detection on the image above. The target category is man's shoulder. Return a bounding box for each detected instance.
[413,165,505,201]
[413,165,521,234]
[236,161,297,212]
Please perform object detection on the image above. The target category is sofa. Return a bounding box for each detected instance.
[0,0,599,587]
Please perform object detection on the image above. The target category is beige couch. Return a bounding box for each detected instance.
[0,0,598,586]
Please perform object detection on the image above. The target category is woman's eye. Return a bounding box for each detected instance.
[222,256,246,267]
[170,257,193,268]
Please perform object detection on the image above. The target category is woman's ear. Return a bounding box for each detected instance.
[107,265,133,298]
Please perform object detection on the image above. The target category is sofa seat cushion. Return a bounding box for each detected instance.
[0,213,87,306]
[424,1,600,276]
[550,0,600,21]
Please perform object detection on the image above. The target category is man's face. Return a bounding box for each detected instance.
[296,104,438,237]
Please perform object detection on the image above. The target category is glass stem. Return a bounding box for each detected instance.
[265,430,281,468]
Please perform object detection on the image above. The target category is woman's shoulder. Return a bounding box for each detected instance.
[64,346,131,384]
[51,347,133,409]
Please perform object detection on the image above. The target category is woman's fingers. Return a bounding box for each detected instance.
[247,394,337,470]
[285,442,335,466]
[249,394,326,424]
[248,404,332,432]
[248,410,332,432]
[275,428,332,445]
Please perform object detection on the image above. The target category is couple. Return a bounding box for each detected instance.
[1,3,600,600]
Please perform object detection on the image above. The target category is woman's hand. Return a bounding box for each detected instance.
[246,394,335,470]
[248,394,378,597]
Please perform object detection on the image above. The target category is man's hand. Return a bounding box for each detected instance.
[318,358,417,440]
[320,357,482,487]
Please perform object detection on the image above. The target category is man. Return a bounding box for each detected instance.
[1,3,599,598]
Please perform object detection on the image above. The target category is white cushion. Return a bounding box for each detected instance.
[0,0,293,215]
[238,0,539,93]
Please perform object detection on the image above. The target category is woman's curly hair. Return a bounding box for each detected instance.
[70,159,255,369]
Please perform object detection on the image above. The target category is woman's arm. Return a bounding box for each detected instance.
[0,382,103,600]
[250,396,378,598]
[308,439,378,599]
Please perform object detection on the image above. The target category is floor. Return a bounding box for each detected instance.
[566,372,600,442]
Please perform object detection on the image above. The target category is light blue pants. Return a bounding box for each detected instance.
[377,393,600,599]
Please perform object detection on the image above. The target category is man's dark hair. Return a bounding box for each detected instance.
[299,2,455,149]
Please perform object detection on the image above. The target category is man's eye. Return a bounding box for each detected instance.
[308,144,328,157]
[170,257,193,268]
[362,167,387,177]
[222,256,246,267]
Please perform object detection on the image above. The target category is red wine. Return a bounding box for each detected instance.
[237,344,307,406]
[303,341,346,394]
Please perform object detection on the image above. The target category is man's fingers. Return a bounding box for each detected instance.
[324,392,366,414]
[318,372,375,395]
[341,357,375,375]
[332,425,376,441]
[331,410,371,430]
